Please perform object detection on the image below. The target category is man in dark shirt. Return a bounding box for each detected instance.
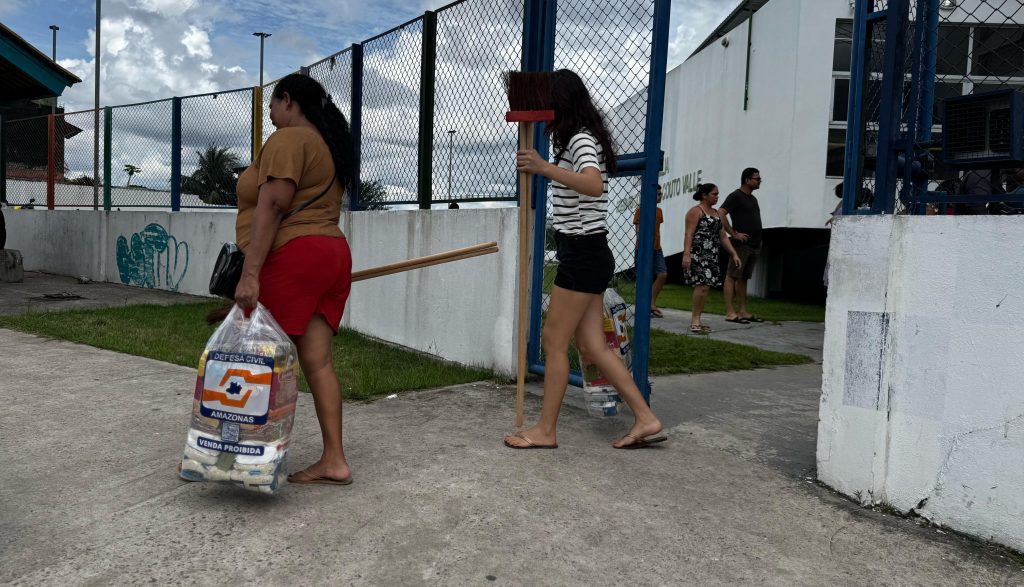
[718,167,763,323]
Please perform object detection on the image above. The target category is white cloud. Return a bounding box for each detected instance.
[0,0,21,17]
[181,26,212,59]
[668,0,739,69]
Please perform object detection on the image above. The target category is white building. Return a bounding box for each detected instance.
[655,0,1023,299]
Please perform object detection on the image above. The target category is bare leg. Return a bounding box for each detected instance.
[723,275,737,319]
[651,272,667,313]
[736,278,750,318]
[290,315,350,482]
[573,295,662,447]
[504,285,590,447]
[691,285,709,328]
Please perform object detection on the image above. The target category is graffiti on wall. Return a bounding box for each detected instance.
[116,223,190,291]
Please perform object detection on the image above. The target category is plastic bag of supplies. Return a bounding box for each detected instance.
[580,288,633,417]
[178,303,299,493]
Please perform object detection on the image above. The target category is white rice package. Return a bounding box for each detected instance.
[179,303,299,493]
[580,288,633,417]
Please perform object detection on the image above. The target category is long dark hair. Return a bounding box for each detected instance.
[272,73,357,194]
[546,69,617,175]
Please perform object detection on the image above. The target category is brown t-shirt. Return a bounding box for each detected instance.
[632,206,664,251]
[235,126,344,251]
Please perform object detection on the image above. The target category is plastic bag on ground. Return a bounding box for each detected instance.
[179,303,299,493]
[580,288,633,417]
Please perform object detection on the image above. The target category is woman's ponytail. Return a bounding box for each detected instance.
[693,182,716,201]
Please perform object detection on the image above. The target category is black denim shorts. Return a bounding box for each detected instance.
[553,231,614,294]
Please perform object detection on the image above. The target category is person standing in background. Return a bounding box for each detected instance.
[718,167,764,324]
[633,185,668,317]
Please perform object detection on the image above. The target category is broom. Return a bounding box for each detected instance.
[505,71,555,428]
[205,241,499,324]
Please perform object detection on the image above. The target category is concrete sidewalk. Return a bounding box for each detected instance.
[1,274,1021,584]
[2,327,1022,585]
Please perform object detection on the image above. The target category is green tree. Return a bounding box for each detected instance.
[181,146,242,206]
[357,179,390,211]
[123,164,141,187]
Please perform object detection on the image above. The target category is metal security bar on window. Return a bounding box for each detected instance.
[107,99,174,208]
[360,19,425,206]
[431,0,524,205]
[180,88,254,208]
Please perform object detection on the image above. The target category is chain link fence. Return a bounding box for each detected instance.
[2,115,49,206]
[431,0,523,205]
[180,88,255,208]
[3,0,662,217]
[360,20,424,206]
[107,99,174,208]
[53,109,105,207]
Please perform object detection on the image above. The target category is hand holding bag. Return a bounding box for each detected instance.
[209,177,335,299]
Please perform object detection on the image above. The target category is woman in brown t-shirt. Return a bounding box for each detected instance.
[234,73,357,486]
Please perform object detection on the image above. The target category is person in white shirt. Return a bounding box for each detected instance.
[503,69,665,450]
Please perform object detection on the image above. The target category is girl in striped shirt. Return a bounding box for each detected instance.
[504,69,665,450]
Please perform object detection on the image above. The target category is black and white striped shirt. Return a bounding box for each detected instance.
[550,131,608,236]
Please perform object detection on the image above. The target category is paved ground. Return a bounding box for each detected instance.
[0,271,209,316]
[1,273,1022,585]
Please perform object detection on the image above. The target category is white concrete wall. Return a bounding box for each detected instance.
[818,215,1024,552]
[4,208,519,375]
[658,0,854,252]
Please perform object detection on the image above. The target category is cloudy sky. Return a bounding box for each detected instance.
[2,0,737,112]
[1,0,737,203]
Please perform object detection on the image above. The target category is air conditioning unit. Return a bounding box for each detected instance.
[942,89,1024,168]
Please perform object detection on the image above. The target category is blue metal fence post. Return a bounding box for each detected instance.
[170,96,182,212]
[350,43,364,211]
[0,115,6,204]
[843,0,871,215]
[873,0,912,214]
[631,0,672,403]
[525,0,557,375]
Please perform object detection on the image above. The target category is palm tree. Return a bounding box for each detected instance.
[123,164,141,187]
[181,146,242,205]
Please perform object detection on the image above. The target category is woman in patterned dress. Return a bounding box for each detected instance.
[683,183,741,334]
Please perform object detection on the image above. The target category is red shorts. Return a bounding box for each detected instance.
[258,236,352,336]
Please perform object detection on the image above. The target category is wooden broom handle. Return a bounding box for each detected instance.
[352,244,498,282]
[351,241,498,282]
[515,122,533,428]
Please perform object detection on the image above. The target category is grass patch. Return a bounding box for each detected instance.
[618,281,825,323]
[0,302,495,401]
[648,328,813,375]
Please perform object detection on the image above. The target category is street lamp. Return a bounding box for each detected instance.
[253,32,272,86]
[49,25,59,114]
[447,129,456,201]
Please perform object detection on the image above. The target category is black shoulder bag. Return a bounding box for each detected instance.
[209,178,335,299]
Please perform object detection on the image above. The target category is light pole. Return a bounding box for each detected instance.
[49,25,59,114]
[94,0,101,208]
[447,129,456,201]
[253,32,271,86]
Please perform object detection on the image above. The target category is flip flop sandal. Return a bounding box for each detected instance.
[689,325,708,334]
[744,315,765,323]
[504,432,558,450]
[651,308,664,318]
[614,433,668,450]
[287,470,354,486]
[725,317,750,324]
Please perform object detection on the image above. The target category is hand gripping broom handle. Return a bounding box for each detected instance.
[515,122,533,428]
